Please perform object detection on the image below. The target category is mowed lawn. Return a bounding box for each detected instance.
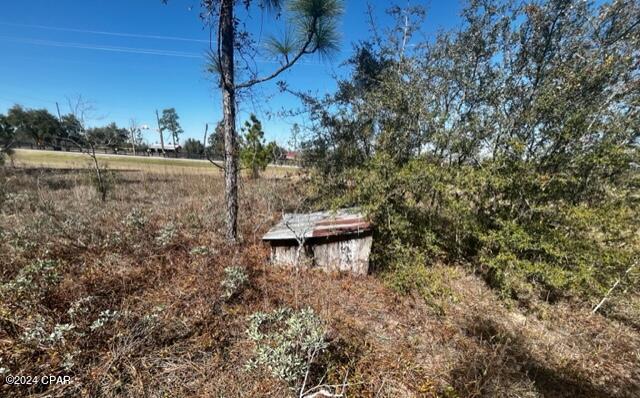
[10,149,296,176]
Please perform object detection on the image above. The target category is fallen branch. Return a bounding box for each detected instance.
[592,261,637,314]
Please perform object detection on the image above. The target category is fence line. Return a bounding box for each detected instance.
[11,143,299,166]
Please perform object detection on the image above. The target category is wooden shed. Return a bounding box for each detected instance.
[262,208,373,275]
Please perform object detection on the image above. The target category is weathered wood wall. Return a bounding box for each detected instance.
[270,235,372,275]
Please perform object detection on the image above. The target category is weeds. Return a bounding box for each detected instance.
[246,307,328,386]
[155,222,177,247]
[190,245,210,256]
[86,162,115,202]
[90,310,118,331]
[0,168,638,398]
[220,266,249,301]
[67,296,95,320]
[124,207,147,230]
[1,259,60,301]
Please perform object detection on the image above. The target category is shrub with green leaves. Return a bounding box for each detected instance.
[90,309,118,331]
[298,0,640,307]
[246,307,328,385]
[18,316,75,348]
[220,266,248,300]
[1,259,61,300]
[155,223,177,247]
[124,207,147,230]
[315,153,639,304]
[190,246,210,256]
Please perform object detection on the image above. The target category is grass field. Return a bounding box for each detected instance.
[10,149,296,176]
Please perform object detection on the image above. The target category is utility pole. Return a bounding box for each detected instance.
[155,109,166,156]
[55,102,62,121]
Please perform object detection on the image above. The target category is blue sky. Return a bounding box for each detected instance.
[0,0,462,147]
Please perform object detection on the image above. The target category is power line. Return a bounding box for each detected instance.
[0,36,202,58]
[0,35,326,66]
[0,21,210,43]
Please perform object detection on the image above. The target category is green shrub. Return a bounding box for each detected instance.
[90,309,118,331]
[246,307,328,385]
[382,243,460,314]
[480,199,639,302]
[155,223,177,247]
[314,154,639,304]
[220,266,248,300]
[1,259,61,300]
[298,0,640,308]
[124,207,148,230]
[190,246,210,256]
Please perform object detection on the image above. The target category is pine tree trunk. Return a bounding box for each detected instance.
[171,131,177,158]
[220,0,238,242]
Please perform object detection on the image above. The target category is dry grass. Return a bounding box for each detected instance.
[1,166,638,397]
[10,149,297,177]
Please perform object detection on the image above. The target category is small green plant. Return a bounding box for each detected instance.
[1,259,61,300]
[61,352,77,372]
[190,246,210,256]
[220,266,248,300]
[19,319,74,347]
[90,309,118,331]
[124,207,148,230]
[67,296,95,320]
[48,323,75,343]
[246,307,328,385]
[19,322,47,346]
[155,223,177,247]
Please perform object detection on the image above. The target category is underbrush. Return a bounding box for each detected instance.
[1,167,638,397]
[317,154,640,312]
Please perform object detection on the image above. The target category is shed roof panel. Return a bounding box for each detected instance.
[262,208,371,241]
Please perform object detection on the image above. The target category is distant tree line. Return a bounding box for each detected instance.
[0,104,290,174]
[0,105,136,153]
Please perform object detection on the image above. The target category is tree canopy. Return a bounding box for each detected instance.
[239,114,276,178]
[183,138,205,156]
[206,121,226,160]
[158,108,184,148]
[298,0,640,303]
[86,123,129,150]
[6,105,62,148]
[1,104,135,152]
[0,114,15,163]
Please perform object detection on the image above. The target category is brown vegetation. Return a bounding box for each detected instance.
[1,168,638,397]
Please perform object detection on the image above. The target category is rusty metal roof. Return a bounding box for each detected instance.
[262,208,372,241]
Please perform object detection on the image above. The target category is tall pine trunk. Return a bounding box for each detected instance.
[220,0,238,242]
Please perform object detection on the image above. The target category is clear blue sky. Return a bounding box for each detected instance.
[0,0,462,147]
